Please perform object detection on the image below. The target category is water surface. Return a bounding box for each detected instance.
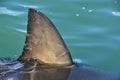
[0,0,120,72]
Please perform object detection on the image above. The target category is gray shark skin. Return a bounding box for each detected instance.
[18,8,73,66]
[0,8,120,80]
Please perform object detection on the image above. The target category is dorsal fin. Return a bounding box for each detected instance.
[18,8,73,66]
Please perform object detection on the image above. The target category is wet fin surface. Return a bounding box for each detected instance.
[18,8,73,66]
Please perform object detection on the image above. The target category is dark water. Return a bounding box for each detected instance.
[0,0,120,72]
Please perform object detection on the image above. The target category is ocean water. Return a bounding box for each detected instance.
[0,0,120,72]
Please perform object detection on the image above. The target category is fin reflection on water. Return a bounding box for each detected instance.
[0,9,120,80]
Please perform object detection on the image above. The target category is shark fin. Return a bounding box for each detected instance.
[18,8,73,66]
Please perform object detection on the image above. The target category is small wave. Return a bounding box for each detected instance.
[19,4,39,8]
[0,7,24,16]
[63,35,77,39]
[73,58,83,63]
[112,11,120,16]
[0,58,23,74]
[15,29,26,33]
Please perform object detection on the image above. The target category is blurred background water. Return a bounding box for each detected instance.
[0,0,120,72]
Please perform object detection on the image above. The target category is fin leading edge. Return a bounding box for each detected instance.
[18,8,73,66]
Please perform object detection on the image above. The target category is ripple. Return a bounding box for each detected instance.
[76,13,80,16]
[86,27,107,33]
[0,58,23,74]
[76,26,108,34]
[63,35,77,39]
[15,29,26,33]
[73,58,83,63]
[0,7,24,16]
[19,4,39,8]
[88,9,93,12]
[73,42,119,49]
[112,11,120,16]
[82,7,86,10]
